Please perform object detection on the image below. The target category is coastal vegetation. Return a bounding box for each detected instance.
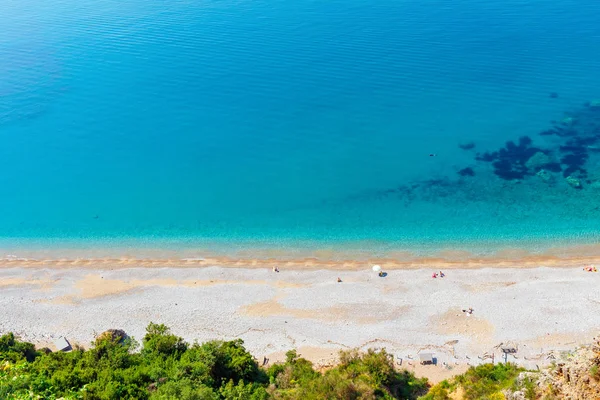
[420,363,526,400]
[422,337,600,400]
[0,323,428,400]
[3,325,599,399]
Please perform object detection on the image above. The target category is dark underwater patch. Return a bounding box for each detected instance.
[476,136,541,180]
[458,167,475,177]
[557,136,600,178]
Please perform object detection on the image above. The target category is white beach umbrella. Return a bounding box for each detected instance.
[372,265,382,273]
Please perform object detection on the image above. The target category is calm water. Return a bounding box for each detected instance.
[1,0,600,255]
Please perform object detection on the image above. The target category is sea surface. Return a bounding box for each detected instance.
[1,0,600,257]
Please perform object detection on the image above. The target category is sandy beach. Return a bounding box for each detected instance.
[1,260,599,382]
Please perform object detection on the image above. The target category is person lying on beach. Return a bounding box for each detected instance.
[439,271,445,278]
[273,267,279,273]
[337,277,342,283]
[432,272,438,278]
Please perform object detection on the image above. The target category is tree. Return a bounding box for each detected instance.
[0,333,38,362]
[143,323,188,359]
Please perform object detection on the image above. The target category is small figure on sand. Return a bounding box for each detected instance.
[583,265,597,272]
[432,272,438,278]
[439,271,445,277]
[462,307,474,315]
[273,267,279,273]
[337,277,342,283]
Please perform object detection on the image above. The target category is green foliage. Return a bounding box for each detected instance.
[219,380,268,400]
[143,323,188,359]
[197,339,264,387]
[521,376,537,400]
[418,381,451,400]
[0,333,38,363]
[455,362,523,399]
[0,326,430,400]
[150,378,218,400]
[268,348,428,400]
[266,349,319,391]
[590,364,600,380]
[423,363,524,400]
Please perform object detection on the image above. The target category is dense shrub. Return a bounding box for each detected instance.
[0,332,38,362]
[0,327,429,399]
[421,363,523,400]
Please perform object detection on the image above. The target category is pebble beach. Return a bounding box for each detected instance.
[2,262,598,381]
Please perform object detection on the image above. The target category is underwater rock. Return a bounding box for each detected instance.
[536,169,553,182]
[476,136,542,180]
[558,135,597,178]
[587,99,600,108]
[561,154,588,178]
[525,151,551,171]
[539,125,578,137]
[458,167,475,177]
[565,175,583,189]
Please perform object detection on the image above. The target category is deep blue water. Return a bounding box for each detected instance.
[1,0,600,254]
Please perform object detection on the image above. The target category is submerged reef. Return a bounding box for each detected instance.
[472,100,600,185]
[343,98,600,212]
[475,136,546,180]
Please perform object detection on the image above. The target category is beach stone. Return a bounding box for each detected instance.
[95,329,128,344]
[565,176,582,189]
[526,152,551,171]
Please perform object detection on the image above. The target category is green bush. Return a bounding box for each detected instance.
[0,333,38,362]
[455,363,523,399]
[151,378,218,400]
[143,323,188,359]
[0,326,430,400]
[422,363,524,400]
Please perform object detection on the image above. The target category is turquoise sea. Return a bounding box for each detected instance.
[1,0,600,256]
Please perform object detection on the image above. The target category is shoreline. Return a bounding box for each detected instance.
[1,239,599,271]
[1,247,599,270]
[1,233,600,258]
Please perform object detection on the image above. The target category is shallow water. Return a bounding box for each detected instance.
[1,0,600,255]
